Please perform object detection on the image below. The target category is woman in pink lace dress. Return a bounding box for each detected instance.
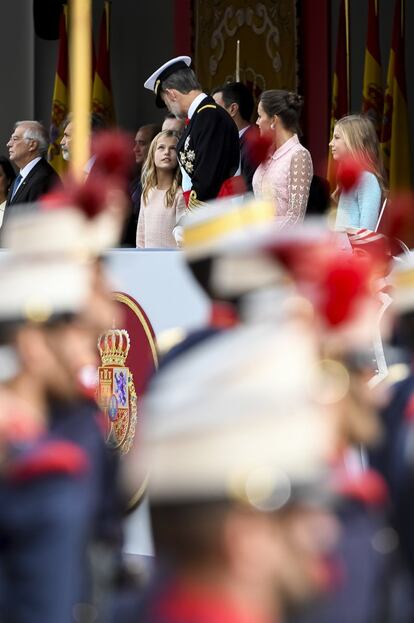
[253,90,313,229]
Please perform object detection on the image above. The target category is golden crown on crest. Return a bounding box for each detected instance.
[98,328,131,366]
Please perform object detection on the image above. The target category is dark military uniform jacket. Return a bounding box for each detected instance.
[177,94,240,210]
[0,416,90,623]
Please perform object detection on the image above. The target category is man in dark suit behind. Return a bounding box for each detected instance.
[212,82,259,192]
[5,120,60,212]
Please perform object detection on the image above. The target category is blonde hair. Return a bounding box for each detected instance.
[141,130,182,208]
[332,114,388,200]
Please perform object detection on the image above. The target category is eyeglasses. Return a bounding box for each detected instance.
[9,135,27,143]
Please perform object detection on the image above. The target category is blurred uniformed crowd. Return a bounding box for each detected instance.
[2,62,414,623]
[1,156,414,623]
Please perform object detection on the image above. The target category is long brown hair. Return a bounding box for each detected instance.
[141,130,182,208]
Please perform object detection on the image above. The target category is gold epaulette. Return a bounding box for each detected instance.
[188,190,207,212]
[197,104,217,113]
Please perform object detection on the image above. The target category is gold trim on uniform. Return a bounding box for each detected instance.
[394,270,414,288]
[184,200,275,247]
[188,190,206,212]
[197,104,217,113]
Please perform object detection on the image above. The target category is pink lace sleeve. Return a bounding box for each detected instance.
[284,149,313,227]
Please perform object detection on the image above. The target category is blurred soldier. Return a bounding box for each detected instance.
[0,181,129,621]
[369,253,414,603]
[144,56,240,212]
[126,317,341,623]
[179,204,402,623]
[0,209,97,623]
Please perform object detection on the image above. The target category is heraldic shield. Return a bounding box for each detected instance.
[97,292,158,460]
[97,328,137,454]
[97,292,158,509]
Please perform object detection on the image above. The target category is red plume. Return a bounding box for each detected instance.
[40,174,108,219]
[266,235,377,328]
[318,254,372,327]
[217,175,247,198]
[244,129,273,168]
[336,155,364,192]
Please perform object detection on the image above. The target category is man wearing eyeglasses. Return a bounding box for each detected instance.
[4,120,60,212]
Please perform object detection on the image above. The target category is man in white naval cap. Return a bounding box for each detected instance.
[127,316,340,623]
[144,56,240,216]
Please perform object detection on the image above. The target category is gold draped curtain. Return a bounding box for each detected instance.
[194,1,297,99]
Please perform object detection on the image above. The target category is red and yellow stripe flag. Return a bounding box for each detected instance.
[327,0,350,191]
[362,0,383,138]
[381,0,411,190]
[47,5,69,175]
[92,0,115,126]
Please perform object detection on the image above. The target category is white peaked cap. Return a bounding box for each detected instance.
[140,322,334,508]
[0,205,93,323]
[144,56,192,107]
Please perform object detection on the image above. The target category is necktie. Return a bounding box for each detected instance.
[11,174,22,199]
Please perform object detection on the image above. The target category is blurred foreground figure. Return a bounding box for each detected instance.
[130,308,342,623]
[0,206,98,623]
[176,201,401,623]
[0,148,131,622]
[369,252,414,617]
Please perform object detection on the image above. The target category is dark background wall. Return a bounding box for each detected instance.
[0,1,412,181]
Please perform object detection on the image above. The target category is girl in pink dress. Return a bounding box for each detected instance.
[253,90,313,229]
[136,130,185,248]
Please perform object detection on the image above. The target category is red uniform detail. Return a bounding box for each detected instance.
[334,468,388,506]
[8,441,89,482]
[153,580,272,623]
[209,301,239,329]
[217,175,247,198]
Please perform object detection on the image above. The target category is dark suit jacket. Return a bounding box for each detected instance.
[121,176,142,247]
[240,125,259,193]
[5,158,61,208]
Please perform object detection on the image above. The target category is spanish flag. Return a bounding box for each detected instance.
[381,0,411,190]
[47,5,69,175]
[327,0,350,190]
[92,0,115,126]
[362,0,383,138]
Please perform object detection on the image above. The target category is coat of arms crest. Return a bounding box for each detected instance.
[97,328,138,454]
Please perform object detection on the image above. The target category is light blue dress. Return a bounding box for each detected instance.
[335,171,382,231]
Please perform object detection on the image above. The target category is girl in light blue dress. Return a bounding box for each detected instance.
[330,115,387,231]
